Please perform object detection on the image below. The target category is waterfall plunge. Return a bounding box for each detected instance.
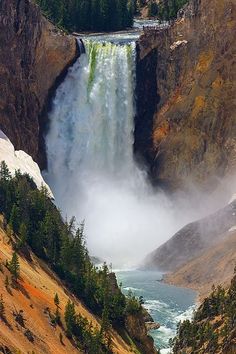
[45,40,200,267]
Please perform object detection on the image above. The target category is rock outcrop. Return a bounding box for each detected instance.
[125,312,158,354]
[136,0,236,189]
[144,200,236,272]
[144,199,236,298]
[0,0,79,168]
[165,230,236,300]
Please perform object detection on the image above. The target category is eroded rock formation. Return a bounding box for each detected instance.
[0,0,79,168]
[144,199,236,298]
[136,0,236,189]
[144,200,236,271]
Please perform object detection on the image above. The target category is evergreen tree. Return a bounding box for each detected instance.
[54,293,60,308]
[9,251,20,283]
[9,204,20,234]
[4,275,9,290]
[64,300,76,338]
[101,303,110,334]
[43,211,61,265]
[0,161,11,181]
[0,294,5,320]
[18,222,28,249]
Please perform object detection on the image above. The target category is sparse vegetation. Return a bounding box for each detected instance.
[0,294,6,320]
[8,252,20,284]
[126,289,142,314]
[171,268,236,353]
[64,299,110,353]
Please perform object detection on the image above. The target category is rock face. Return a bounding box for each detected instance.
[0,0,79,168]
[136,0,236,189]
[144,199,236,298]
[144,200,236,272]
[125,313,158,354]
[165,230,236,300]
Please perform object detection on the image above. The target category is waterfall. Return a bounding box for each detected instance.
[45,38,198,267]
[46,40,137,182]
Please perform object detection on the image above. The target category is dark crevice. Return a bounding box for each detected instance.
[14,0,21,33]
[134,44,158,177]
[37,39,80,170]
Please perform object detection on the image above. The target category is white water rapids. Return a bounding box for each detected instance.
[44,38,230,267]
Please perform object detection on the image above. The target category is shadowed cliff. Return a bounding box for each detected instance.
[0,0,79,168]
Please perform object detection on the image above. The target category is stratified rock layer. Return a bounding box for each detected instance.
[136,0,236,189]
[0,0,78,167]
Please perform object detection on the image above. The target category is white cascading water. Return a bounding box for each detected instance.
[45,39,218,267]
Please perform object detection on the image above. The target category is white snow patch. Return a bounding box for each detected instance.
[0,131,53,198]
[229,225,236,232]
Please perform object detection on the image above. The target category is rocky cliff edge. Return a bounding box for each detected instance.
[0,0,79,168]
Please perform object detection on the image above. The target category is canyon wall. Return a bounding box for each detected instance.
[144,200,236,298]
[136,0,236,189]
[0,0,79,168]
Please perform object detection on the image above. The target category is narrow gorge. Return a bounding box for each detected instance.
[0,0,236,353]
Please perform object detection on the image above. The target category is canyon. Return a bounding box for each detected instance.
[0,0,236,352]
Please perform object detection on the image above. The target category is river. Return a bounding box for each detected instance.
[117,270,196,353]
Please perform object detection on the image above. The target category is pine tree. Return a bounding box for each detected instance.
[4,275,9,290]
[9,251,20,283]
[0,294,5,319]
[18,222,28,249]
[9,204,20,234]
[54,293,60,308]
[0,161,11,181]
[64,300,76,338]
[43,211,60,265]
[101,303,110,334]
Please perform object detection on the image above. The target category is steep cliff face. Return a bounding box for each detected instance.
[125,313,158,354]
[144,200,236,272]
[0,0,79,168]
[136,0,236,189]
[165,230,236,300]
[144,200,236,298]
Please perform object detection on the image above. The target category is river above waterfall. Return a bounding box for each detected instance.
[75,18,167,44]
[116,270,196,353]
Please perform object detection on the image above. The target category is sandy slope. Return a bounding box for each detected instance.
[0,227,135,354]
[165,230,236,301]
